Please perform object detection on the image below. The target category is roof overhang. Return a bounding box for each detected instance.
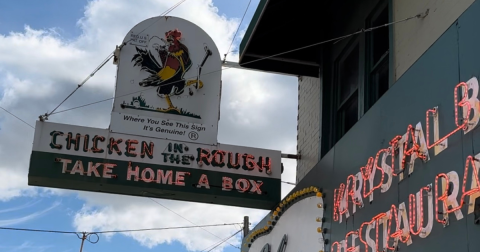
[239,0,333,77]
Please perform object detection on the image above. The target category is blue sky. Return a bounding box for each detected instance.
[0,0,88,38]
[0,1,294,252]
[0,0,258,40]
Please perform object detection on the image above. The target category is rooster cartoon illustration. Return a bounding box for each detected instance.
[131,29,212,112]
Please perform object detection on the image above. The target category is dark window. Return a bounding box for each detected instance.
[336,44,359,141]
[339,45,359,103]
[365,4,389,112]
[320,1,392,158]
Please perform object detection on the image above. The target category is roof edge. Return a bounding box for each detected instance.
[239,0,270,61]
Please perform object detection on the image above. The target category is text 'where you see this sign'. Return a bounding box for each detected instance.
[28,16,282,210]
[110,16,222,145]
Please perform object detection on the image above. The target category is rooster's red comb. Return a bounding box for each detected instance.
[165,29,182,39]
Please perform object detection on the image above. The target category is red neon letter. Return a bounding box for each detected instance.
[108,137,123,155]
[127,164,139,181]
[175,171,186,186]
[435,156,480,222]
[362,155,385,201]
[236,179,250,192]
[359,213,386,252]
[345,231,359,252]
[125,139,139,157]
[91,135,105,153]
[257,156,272,174]
[346,174,360,207]
[386,205,410,250]
[213,150,226,166]
[401,125,426,172]
[331,241,342,252]
[242,154,259,171]
[141,168,155,183]
[157,170,173,185]
[388,135,402,176]
[140,141,154,159]
[409,186,431,235]
[197,148,214,165]
[197,174,210,189]
[222,177,233,191]
[333,184,345,222]
[249,180,263,194]
[426,82,472,149]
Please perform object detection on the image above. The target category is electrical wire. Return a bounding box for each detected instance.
[40,0,188,121]
[76,232,100,244]
[0,9,424,251]
[148,198,241,249]
[201,229,242,252]
[0,6,426,252]
[223,0,252,62]
[40,11,424,117]
[0,106,35,129]
[1,11,425,127]
[94,223,241,234]
[0,227,77,234]
[42,51,115,120]
[162,0,187,16]
[122,0,188,46]
[0,10,425,252]
[204,229,242,252]
[239,12,424,67]
[1,11,424,126]
[281,180,296,186]
[0,223,241,235]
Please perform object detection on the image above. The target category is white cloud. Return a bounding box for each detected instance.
[0,201,60,226]
[73,193,268,251]
[0,200,41,214]
[0,0,298,251]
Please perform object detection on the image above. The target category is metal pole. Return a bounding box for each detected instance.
[243,216,249,238]
[79,232,86,252]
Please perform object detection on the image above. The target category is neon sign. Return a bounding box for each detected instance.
[244,186,325,252]
[258,234,288,252]
[331,77,480,251]
[30,121,282,210]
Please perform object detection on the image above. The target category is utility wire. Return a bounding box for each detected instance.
[2,12,425,126]
[40,11,425,117]
[122,0,187,45]
[0,9,423,250]
[0,227,77,234]
[223,0,252,62]
[94,223,240,234]
[0,106,34,129]
[148,198,241,249]
[40,0,188,121]
[0,9,425,252]
[41,51,115,120]
[201,229,242,252]
[0,223,241,235]
[238,11,424,67]
[281,180,296,186]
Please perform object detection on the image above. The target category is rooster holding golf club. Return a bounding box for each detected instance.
[131,28,212,113]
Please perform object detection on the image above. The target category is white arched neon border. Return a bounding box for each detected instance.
[243,187,325,252]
